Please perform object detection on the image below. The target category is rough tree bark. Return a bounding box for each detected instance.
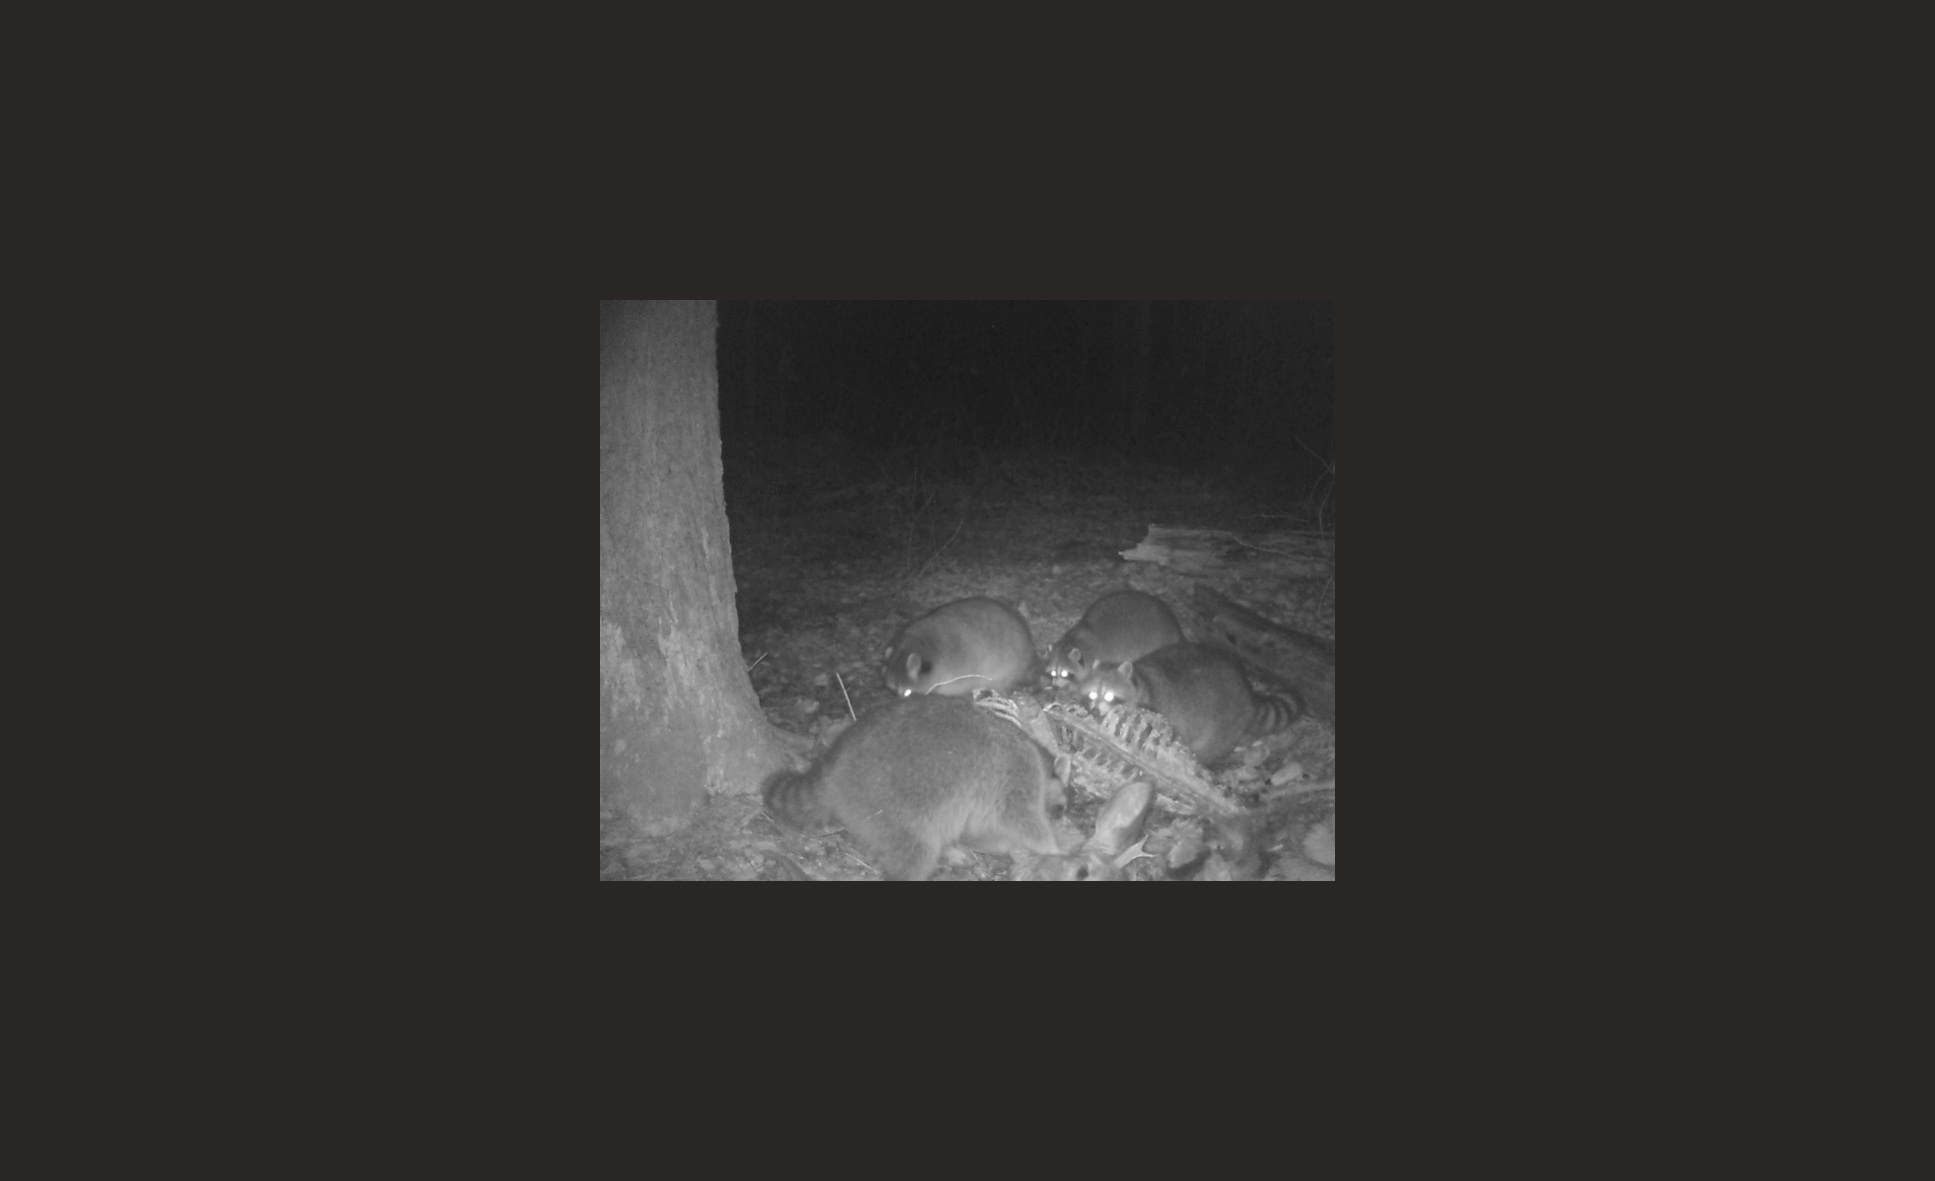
[600,300,783,829]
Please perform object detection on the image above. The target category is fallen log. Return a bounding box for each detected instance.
[1119,525,1332,577]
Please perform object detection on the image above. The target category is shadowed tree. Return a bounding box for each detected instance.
[601,300,785,829]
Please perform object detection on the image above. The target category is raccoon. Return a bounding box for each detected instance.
[883,597,1036,697]
[1079,641,1300,765]
[762,695,1068,881]
[1045,590,1185,685]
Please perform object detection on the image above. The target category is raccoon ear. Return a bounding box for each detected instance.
[1119,660,1134,678]
[904,651,923,680]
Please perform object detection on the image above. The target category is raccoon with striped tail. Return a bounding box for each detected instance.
[762,695,1069,881]
[1079,641,1300,766]
[882,597,1037,697]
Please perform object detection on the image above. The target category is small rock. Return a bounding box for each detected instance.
[1302,819,1334,866]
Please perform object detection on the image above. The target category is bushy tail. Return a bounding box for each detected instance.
[762,768,832,831]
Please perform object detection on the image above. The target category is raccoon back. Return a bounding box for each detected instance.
[1047,590,1185,683]
[1081,641,1298,765]
[766,695,1066,880]
[883,597,1037,698]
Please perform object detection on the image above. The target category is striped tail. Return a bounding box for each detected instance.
[1249,690,1302,742]
[762,769,832,830]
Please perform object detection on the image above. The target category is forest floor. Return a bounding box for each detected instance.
[601,439,1336,881]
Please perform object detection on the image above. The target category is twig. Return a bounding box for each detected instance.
[913,511,967,581]
[1261,778,1335,801]
[1293,434,1335,471]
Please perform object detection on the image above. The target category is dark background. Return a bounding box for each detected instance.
[716,300,1334,502]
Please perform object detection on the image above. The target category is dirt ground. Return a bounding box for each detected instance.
[601,440,1335,881]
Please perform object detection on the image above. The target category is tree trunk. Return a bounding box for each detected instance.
[600,300,783,829]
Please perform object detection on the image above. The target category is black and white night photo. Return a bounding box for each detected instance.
[601,301,1335,881]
